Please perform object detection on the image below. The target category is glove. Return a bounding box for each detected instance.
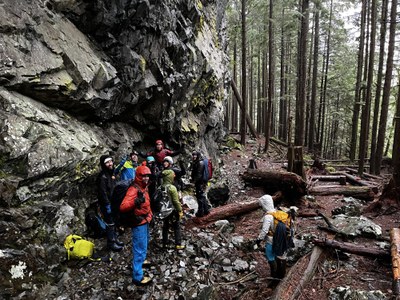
[178,211,184,220]
[105,204,112,215]
[134,191,145,208]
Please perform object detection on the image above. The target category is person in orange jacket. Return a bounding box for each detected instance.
[120,162,153,285]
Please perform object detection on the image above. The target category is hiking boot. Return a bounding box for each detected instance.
[175,245,186,250]
[143,259,151,267]
[108,242,123,252]
[195,212,204,218]
[133,276,152,286]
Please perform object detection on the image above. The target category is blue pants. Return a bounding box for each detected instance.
[131,223,149,282]
[265,242,276,262]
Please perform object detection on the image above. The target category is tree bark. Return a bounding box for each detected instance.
[242,169,307,198]
[188,198,260,226]
[313,238,390,259]
[310,175,346,185]
[240,0,247,145]
[231,80,259,138]
[271,246,327,300]
[309,185,376,201]
[391,228,400,295]
[375,0,398,174]
[350,0,367,161]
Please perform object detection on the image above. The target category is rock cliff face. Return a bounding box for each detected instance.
[0,0,229,296]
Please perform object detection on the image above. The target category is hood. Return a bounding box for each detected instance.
[192,150,202,161]
[162,169,175,184]
[155,140,164,150]
[259,194,275,212]
[99,154,113,173]
[134,162,151,188]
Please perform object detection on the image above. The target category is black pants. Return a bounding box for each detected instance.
[162,211,181,246]
[195,183,209,216]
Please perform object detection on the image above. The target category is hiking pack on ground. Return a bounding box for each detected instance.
[268,209,295,256]
[85,203,107,238]
[64,234,95,260]
[153,184,174,219]
[202,158,213,182]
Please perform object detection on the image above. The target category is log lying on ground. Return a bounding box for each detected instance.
[345,167,384,180]
[271,246,327,300]
[242,169,307,199]
[188,198,260,226]
[390,228,400,295]
[309,184,376,201]
[310,175,347,185]
[313,238,390,259]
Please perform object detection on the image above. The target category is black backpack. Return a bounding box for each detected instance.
[111,179,133,227]
[112,180,149,227]
[153,184,174,220]
[85,204,107,238]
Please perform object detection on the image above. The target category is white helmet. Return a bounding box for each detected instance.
[163,156,173,165]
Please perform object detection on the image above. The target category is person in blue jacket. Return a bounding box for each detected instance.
[114,151,139,181]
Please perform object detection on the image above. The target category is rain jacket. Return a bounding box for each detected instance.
[114,159,138,181]
[120,164,153,226]
[257,194,276,244]
[161,169,182,213]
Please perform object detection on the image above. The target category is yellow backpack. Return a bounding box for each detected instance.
[268,210,292,232]
[64,234,95,260]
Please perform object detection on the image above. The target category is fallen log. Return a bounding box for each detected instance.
[313,238,390,259]
[188,198,260,226]
[310,175,346,185]
[271,246,327,300]
[390,228,400,295]
[309,185,376,201]
[242,169,307,199]
[345,167,384,180]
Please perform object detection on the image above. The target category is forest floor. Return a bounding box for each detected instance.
[61,134,398,300]
[215,134,397,299]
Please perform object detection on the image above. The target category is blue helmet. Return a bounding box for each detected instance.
[146,156,155,162]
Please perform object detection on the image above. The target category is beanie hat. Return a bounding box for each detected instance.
[163,156,173,165]
[155,140,163,145]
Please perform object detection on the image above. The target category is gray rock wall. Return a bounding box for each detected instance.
[0,0,229,296]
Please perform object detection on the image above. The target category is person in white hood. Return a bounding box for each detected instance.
[256,192,286,278]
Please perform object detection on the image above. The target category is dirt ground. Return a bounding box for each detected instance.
[211,135,398,299]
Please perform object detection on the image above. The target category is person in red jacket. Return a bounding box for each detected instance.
[120,162,153,285]
[140,140,181,169]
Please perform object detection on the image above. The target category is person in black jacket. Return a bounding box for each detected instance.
[191,151,209,217]
[97,155,123,251]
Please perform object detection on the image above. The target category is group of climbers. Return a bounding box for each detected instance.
[94,140,212,285]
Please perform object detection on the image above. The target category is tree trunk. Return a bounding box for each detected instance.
[240,0,247,145]
[308,5,320,153]
[231,80,259,139]
[309,185,376,201]
[358,0,376,176]
[242,169,307,198]
[310,175,347,185]
[375,0,397,174]
[350,0,367,161]
[231,35,238,132]
[390,228,400,295]
[369,0,388,174]
[188,198,260,226]
[294,0,309,147]
[264,0,275,152]
[313,238,390,258]
[271,246,327,300]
